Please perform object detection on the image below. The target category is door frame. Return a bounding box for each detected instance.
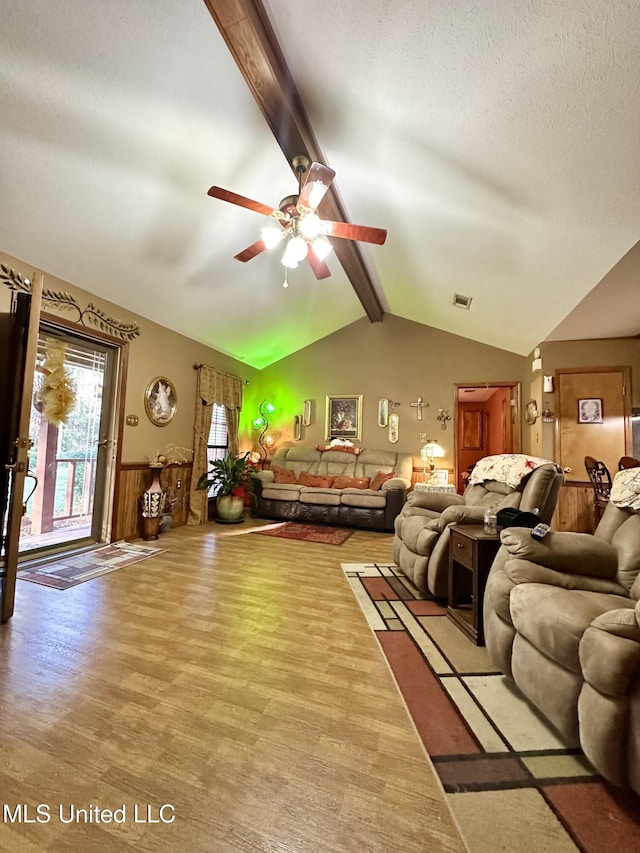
[31,311,129,551]
[554,365,632,484]
[454,382,522,489]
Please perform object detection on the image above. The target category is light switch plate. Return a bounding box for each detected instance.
[419,433,427,443]
[126,415,139,426]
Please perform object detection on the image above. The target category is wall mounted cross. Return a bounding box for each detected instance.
[410,396,429,420]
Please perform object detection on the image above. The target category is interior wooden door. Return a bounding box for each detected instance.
[0,274,42,622]
[556,367,631,484]
[457,403,487,492]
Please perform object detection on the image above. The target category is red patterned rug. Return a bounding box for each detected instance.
[342,561,640,853]
[250,522,354,545]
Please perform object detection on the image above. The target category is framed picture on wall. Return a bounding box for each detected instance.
[144,376,177,426]
[326,395,363,441]
[578,398,603,424]
[433,469,449,485]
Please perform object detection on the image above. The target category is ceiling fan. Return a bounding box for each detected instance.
[207,155,387,283]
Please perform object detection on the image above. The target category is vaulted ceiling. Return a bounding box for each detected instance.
[1,1,639,369]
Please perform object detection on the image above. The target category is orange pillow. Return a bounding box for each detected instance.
[371,470,396,490]
[332,476,370,490]
[297,472,334,488]
[272,464,297,484]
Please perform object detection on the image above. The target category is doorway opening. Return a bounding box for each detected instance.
[454,383,521,493]
[18,323,121,559]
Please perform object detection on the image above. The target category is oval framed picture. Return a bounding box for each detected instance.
[525,399,538,425]
[144,376,177,426]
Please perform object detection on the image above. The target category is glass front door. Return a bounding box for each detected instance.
[18,326,117,557]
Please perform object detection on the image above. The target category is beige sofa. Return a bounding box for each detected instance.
[393,456,563,596]
[252,446,413,531]
[483,499,640,795]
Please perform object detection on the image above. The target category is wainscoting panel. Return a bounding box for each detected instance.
[113,464,192,541]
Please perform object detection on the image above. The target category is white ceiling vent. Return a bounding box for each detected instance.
[453,293,472,310]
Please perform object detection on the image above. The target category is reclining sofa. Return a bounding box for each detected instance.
[252,446,413,531]
[484,467,640,795]
[393,454,563,596]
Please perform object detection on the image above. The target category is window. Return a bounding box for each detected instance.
[206,404,229,496]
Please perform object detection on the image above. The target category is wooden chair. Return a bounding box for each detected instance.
[584,456,612,527]
[618,456,640,470]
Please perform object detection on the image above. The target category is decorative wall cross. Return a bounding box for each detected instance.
[410,396,429,420]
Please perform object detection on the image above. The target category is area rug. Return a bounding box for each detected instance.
[341,562,640,853]
[250,522,354,545]
[18,541,166,590]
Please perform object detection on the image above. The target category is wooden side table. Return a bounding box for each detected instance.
[447,523,501,646]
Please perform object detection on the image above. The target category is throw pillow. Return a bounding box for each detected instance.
[332,475,371,490]
[272,464,297,485]
[370,470,396,491]
[298,471,334,488]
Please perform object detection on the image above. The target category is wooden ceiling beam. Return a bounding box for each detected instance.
[202,0,385,322]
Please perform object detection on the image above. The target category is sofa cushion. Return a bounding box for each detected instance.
[371,470,396,491]
[299,487,341,506]
[298,472,334,488]
[261,483,303,501]
[340,489,386,509]
[509,583,632,673]
[332,475,370,490]
[272,464,297,484]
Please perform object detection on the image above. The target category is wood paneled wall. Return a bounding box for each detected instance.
[113,464,192,540]
[553,482,595,533]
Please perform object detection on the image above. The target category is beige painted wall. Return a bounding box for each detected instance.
[527,338,640,462]
[0,252,257,463]
[243,314,528,470]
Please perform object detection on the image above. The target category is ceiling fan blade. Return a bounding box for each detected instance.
[234,240,267,263]
[306,245,332,280]
[323,220,387,245]
[297,162,336,214]
[208,186,287,220]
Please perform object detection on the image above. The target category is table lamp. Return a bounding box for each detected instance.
[420,440,445,482]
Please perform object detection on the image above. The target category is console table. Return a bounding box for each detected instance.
[447,524,501,645]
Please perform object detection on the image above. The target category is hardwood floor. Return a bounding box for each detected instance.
[1,520,466,852]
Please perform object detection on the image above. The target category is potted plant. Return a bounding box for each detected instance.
[197,452,254,523]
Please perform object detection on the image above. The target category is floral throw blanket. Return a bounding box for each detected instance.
[469,454,556,490]
[610,468,640,510]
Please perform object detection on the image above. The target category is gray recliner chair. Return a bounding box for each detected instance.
[392,455,563,596]
[483,493,640,795]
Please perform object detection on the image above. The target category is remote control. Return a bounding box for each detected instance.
[531,523,551,541]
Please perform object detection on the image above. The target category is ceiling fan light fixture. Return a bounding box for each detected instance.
[281,235,308,268]
[261,226,285,249]
[311,236,332,261]
[299,212,322,239]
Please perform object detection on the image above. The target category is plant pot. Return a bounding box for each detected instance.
[215,495,244,524]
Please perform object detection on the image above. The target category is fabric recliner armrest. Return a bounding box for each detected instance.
[406,491,464,511]
[504,557,628,596]
[253,470,274,484]
[580,604,640,696]
[381,477,411,491]
[436,504,486,529]
[500,528,618,579]
[588,603,640,642]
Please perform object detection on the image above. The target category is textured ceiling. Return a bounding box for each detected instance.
[1,1,639,368]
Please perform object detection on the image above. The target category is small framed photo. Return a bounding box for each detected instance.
[144,376,177,426]
[433,469,449,485]
[326,395,363,441]
[578,398,603,424]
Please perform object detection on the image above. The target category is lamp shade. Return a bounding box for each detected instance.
[420,441,444,461]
